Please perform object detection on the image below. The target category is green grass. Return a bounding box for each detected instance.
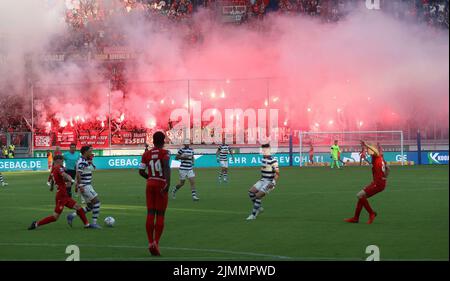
[0,165,448,261]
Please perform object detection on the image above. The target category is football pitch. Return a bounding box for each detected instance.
[0,165,448,261]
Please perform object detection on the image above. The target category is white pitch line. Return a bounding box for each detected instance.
[0,242,446,261]
[0,257,277,261]
[161,246,291,259]
[0,242,291,260]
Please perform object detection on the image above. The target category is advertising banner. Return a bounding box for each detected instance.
[424,151,449,165]
[92,156,142,170]
[2,151,447,172]
[0,158,47,172]
[33,150,104,158]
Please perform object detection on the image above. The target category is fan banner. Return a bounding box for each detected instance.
[77,130,109,148]
[111,131,147,145]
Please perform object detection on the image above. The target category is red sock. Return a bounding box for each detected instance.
[354,199,364,219]
[146,214,155,244]
[37,215,56,227]
[155,215,165,244]
[47,174,52,182]
[76,209,89,226]
[360,197,375,215]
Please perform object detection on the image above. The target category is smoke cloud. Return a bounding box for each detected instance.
[0,1,448,134]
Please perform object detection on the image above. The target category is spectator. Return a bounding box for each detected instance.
[8,144,15,158]
[47,150,53,171]
[1,145,8,159]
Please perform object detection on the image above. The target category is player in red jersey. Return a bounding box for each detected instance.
[28,155,92,230]
[0,172,7,187]
[139,132,171,256]
[47,147,63,189]
[344,140,390,224]
[308,144,314,164]
[54,146,62,157]
[359,145,370,166]
[377,142,384,157]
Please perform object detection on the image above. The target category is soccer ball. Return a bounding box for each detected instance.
[104,216,115,227]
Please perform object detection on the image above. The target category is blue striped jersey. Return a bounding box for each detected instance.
[177,147,194,171]
[261,157,279,180]
[218,144,231,161]
[76,157,93,186]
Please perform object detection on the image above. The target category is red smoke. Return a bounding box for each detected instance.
[0,3,448,134]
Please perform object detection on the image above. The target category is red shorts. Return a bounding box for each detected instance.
[363,180,386,198]
[146,179,168,212]
[54,195,77,214]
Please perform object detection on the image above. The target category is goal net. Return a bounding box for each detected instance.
[299,131,405,167]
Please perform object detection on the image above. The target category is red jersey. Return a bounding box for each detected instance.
[371,154,387,183]
[377,145,383,156]
[360,148,366,156]
[51,164,68,196]
[140,148,170,181]
[54,151,62,157]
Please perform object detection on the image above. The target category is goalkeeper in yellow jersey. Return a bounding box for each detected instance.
[330,140,341,169]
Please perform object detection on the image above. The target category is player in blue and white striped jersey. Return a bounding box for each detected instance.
[216,141,234,183]
[0,172,8,187]
[171,141,199,201]
[67,146,101,228]
[246,144,280,221]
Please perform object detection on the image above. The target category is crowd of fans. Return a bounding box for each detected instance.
[1,144,16,159]
[44,0,449,91]
[0,94,30,133]
[33,115,148,135]
[52,0,448,55]
[61,0,450,27]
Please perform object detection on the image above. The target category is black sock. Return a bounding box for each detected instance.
[252,199,262,216]
[248,191,256,203]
